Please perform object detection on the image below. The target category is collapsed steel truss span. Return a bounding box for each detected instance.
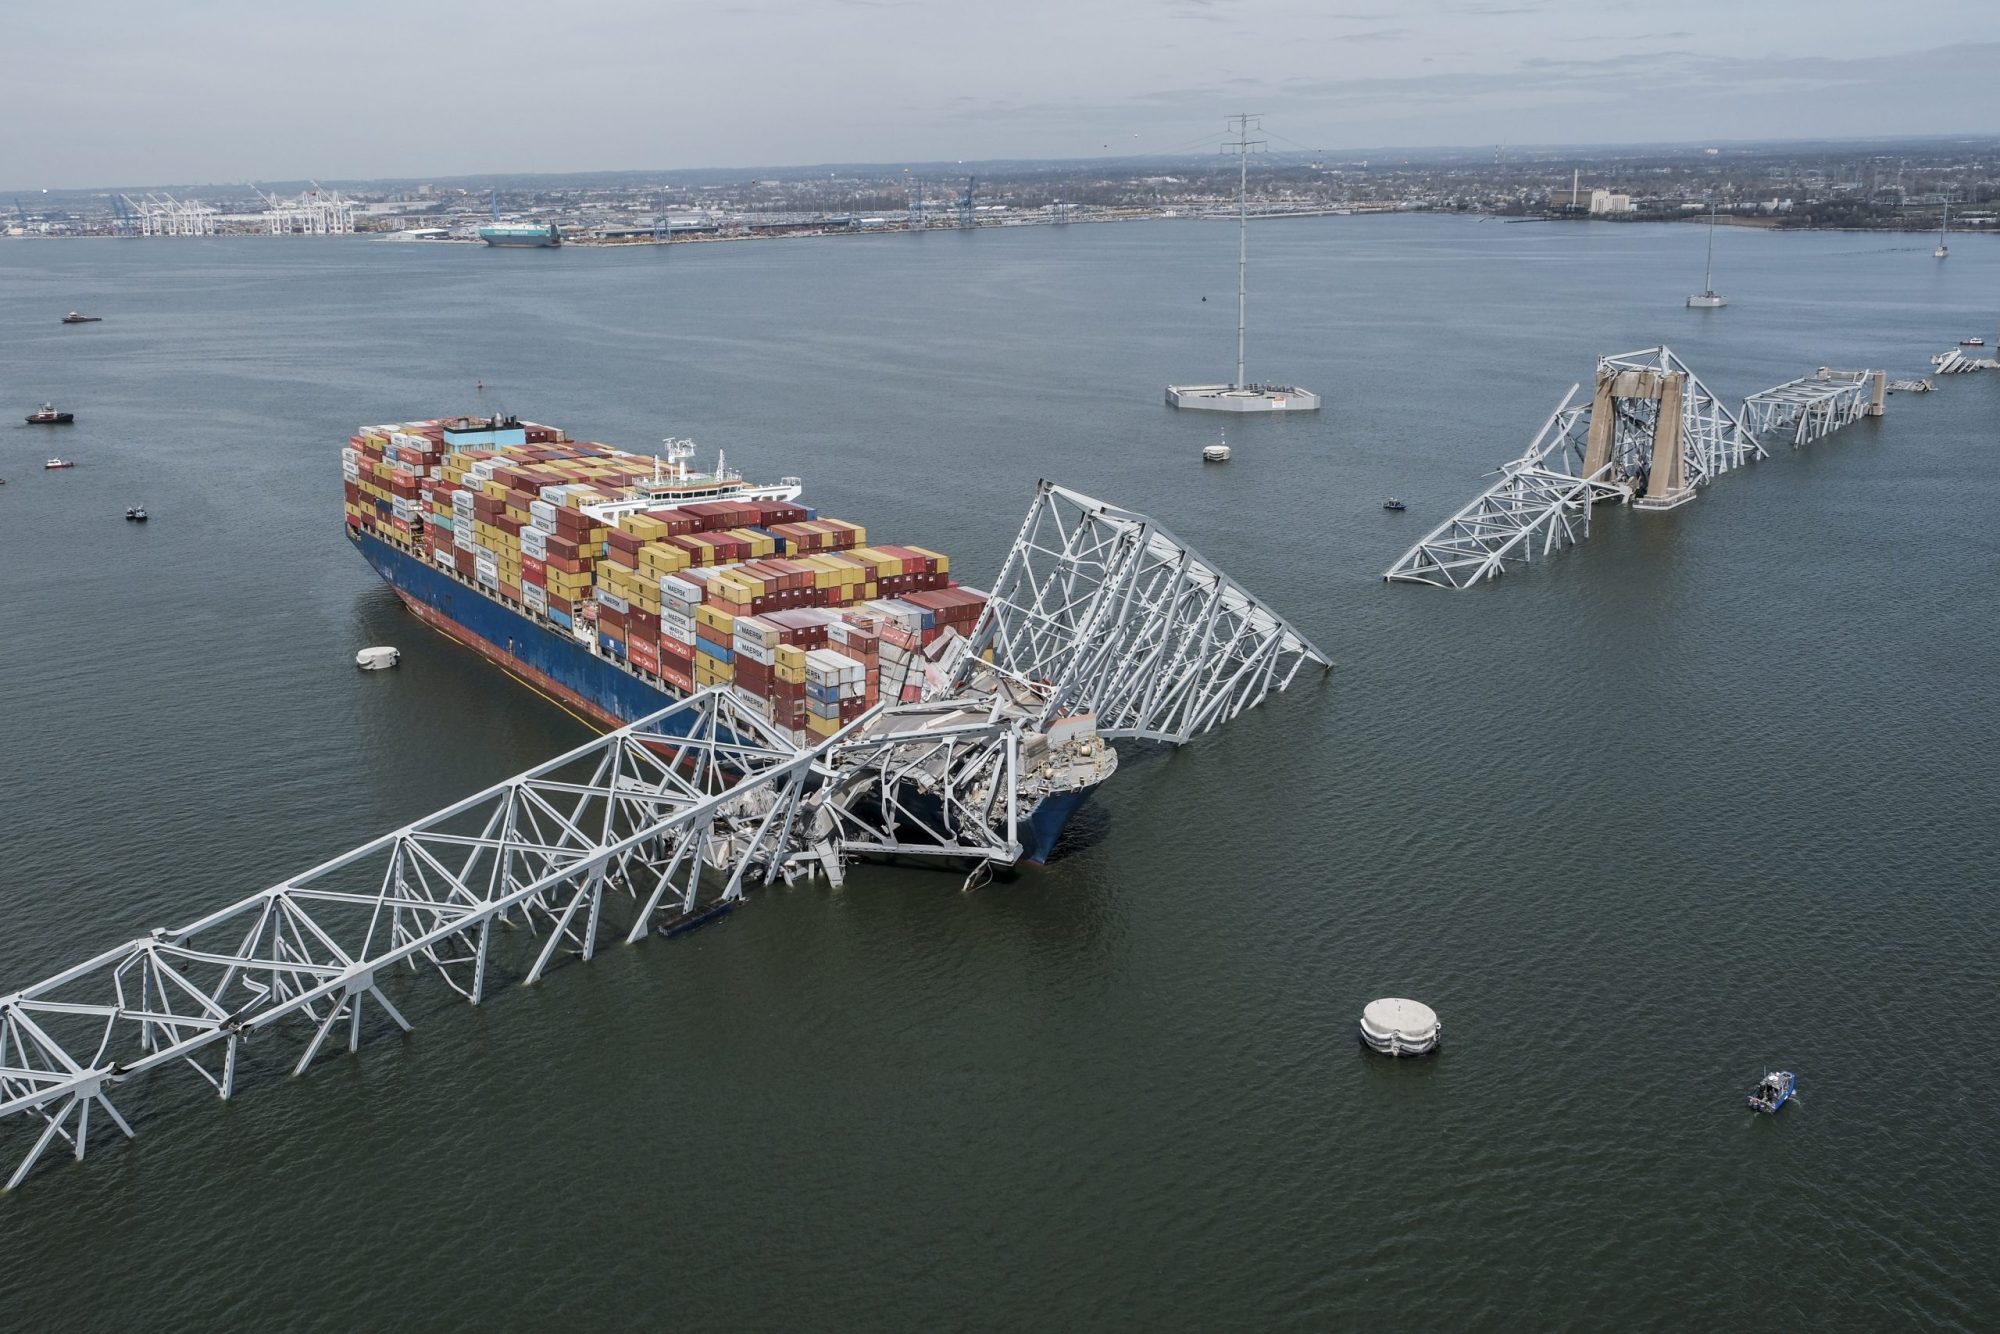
[1386,346,1769,589]
[2,482,1326,1188]
[0,689,816,1191]
[1741,371,1881,448]
[1382,386,1626,589]
[967,482,1330,744]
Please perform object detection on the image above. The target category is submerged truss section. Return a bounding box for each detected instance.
[0,689,815,1190]
[1383,386,1627,589]
[966,482,1330,744]
[1386,346,1773,589]
[1742,370,1882,448]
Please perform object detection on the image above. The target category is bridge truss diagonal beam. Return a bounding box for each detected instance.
[1383,385,1628,589]
[0,688,816,1190]
[965,481,1330,744]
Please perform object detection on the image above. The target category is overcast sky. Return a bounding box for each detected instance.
[5,0,1994,189]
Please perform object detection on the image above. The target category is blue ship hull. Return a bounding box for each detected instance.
[352,530,1086,863]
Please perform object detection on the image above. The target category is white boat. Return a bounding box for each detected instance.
[1202,443,1231,463]
[1934,203,1949,260]
[1686,202,1726,308]
[355,646,401,670]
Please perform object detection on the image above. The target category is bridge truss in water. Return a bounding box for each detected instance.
[1741,370,1883,450]
[0,484,1327,1190]
[1382,346,1895,589]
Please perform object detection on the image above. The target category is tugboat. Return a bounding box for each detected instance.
[61,312,103,324]
[125,506,148,522]
[1746,1070,1796,1115]
[26,403,74,424]
[45,458,76,470]
[1383,498,1407,512]
[1961,337,1986,348]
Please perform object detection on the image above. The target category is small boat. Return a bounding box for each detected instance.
[1202,442,1231,463]
[125,506,148,522]
[1746,1070,1796,1114]
[1934,203,1950,260]
[1383,498,1407,512]
[1961,337,1986,347]
[45,458,76,470]
[61,312,102,324]
[26,403,74,424]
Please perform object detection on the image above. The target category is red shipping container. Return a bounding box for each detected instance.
[661,665,693,693]
[629,637,661,674]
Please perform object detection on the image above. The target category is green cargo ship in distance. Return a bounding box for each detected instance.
[479,221,561,248]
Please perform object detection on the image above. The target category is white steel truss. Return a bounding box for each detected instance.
[810,680,1119,877]
[1742,371,1877,448]
[967,482,1329,744]
[0,689,816,1191]
[1383,386,1627,589]
[1594,346,1760,494]
[2,486,1323,1188]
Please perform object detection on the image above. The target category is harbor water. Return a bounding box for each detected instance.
[1,217,1996,1329]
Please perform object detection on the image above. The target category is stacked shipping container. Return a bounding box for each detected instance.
[343,418,986,743]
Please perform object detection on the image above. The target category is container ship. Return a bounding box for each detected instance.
[342,415,1103,862]
[478,222,561,248]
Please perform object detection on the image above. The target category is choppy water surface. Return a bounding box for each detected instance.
[1,218,1996,1330]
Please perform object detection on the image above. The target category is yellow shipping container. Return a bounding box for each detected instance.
[638,543,690,576]
[620,513,672,540]
[806,714,839,737]
[695,604,737,634]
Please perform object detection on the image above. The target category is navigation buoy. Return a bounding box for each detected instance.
[355,646,401,671]
[1360,997,1440,1056]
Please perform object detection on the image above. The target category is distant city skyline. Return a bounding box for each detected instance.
[5,0,1995,190]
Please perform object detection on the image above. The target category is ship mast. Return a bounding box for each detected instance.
[1704,201,1717,292]
[1224,114,1265,391]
